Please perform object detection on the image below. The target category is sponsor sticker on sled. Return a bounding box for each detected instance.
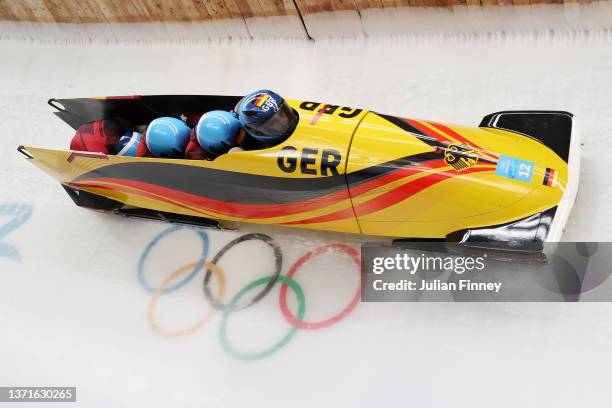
[495,155,534,183]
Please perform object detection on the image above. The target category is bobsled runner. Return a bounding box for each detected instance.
[19,95,580,251]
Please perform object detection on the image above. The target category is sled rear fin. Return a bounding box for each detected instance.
[480,110,573,162]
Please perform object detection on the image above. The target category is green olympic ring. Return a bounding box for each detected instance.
[219,275,306,361]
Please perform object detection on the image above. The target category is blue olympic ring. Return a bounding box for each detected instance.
[0,202,33,262]
[138,225,209,294]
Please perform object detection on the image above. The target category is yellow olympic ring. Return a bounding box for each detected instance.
[148,261,226,338]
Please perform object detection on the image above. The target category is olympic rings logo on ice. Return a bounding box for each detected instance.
[0,202,33,262]
[138,225,361,361]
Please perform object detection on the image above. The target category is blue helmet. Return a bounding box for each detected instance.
[196,110,243,158]
[114,131,142,157]
[145,117,191,158]
[236,89,298,145]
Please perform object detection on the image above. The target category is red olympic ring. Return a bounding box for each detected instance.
[279,243,361,330]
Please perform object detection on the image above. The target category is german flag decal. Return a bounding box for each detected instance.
[543,168,557,187]
[253,93,269,107]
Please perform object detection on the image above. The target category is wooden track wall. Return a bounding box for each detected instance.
[0,0,601,23]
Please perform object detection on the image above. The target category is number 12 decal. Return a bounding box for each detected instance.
[495,155,534,183]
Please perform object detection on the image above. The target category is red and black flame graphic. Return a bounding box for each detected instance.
[69,114,499,225]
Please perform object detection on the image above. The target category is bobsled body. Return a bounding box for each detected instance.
[21,95,579,249]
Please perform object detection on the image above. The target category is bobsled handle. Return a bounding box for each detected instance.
[47,98,66,112]
[17,145,33,159]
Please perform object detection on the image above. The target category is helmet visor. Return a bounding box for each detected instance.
[244,101,297,139]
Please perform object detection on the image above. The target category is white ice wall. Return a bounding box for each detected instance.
[1,27,612,408]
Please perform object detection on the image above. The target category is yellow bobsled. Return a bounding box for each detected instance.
[19,95,580,250]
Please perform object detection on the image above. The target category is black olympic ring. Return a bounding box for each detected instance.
[203,233,282,311]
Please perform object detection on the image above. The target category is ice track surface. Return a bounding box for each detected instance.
[1,32,612,407]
